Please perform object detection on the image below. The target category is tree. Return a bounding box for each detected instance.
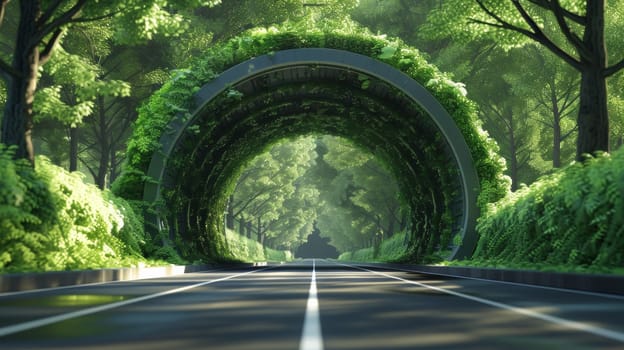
[314,136,404,251]
[295,225,339,259]
[609,72,624,149]
[423,0,624,160]
[197,0,357,44]
[34,43,131,175]
[480,97,537,190]
[351,0,436,46]
[0,0,220,165]
[262,182,319,250]
[229,137,318,248]
[516,45,578,168]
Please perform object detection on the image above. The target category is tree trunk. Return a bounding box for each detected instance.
[553,119,562,168]
[1,1,40,166]
[226,195,235,229]
[239,215,246,235]
[259,232,265,246]
[69,127,79,172]
[577,68,609,159]
[386,217,395,239]
[399,212,407,232]
[550,83,562,168]
[95,97,110,189]
[506,106,519,191]
[246,221,252,238]
[109,146,118,183]
[576,0,609,160]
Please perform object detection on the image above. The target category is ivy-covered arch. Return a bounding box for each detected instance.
[115,28,507,262]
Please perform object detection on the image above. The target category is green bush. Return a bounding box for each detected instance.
[377,233,410,261]
[225,229,265,261]
[0,147,56,271]
[265,247,293,262]
[225,229,292,262]
[150,245,187,265]
[338,251,353,261]
[352,247,376,261]
[473,148,624,271]
[338,232,409,262]
[0,147,147,273]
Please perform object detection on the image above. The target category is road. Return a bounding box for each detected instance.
[1,259,623,349]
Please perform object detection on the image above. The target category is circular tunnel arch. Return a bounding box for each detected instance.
[142,48,481,260]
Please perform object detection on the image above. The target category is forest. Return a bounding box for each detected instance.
[1,0,623,273]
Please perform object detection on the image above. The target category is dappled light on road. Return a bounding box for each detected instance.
[1,261,623,349]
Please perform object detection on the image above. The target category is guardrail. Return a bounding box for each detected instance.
[0,262,267,294]
[366,263,624,295]
[2,261,622,295]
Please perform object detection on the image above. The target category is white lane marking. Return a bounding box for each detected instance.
[339,262,624,343]
[0,268,267,337]
[354,262,624,301]
[299,259,324,350]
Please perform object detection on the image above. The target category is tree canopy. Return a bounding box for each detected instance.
[422,0,624,160]
[3,0,624,269]
[0,0,221,165]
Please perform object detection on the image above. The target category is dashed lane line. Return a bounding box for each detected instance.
[299,259,324,350]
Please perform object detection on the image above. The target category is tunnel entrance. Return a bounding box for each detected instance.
[118,31,506,262]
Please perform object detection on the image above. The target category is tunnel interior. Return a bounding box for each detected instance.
[145,54,480,262]
[122,32,506,263]
[166,64,465,258]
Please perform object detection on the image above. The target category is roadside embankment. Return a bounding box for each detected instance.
[0,262,267,294]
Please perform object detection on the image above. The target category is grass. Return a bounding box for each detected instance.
[225,229,293,262]
[338,233,409,262]
[338,231,624,276]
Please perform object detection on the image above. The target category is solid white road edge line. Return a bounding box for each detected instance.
[340,262,624,343]
[353,262,624,301]
[299,259,324,350]
[0,267,268,338]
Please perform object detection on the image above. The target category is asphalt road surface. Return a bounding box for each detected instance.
[1,259,623,349]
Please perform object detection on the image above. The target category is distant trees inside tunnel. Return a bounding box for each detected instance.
[227,136,318,250]
[296,226,339,259]
[116,25,506,263]
[228,135,405,254]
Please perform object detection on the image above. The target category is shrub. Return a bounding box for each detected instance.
[338,232,409,262]
[225,229,293,262]
[0,148,147,273]
[265,247,293,262]
[474,148,624,271]
[225,229,265,261]
[0,147,57,271]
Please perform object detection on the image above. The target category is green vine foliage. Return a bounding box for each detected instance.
[473,148,624,271]
[225,229,293,263]
[0,146,56,272]
[0,146,146,272]
[114,23,507,262]
[118,24,506,203]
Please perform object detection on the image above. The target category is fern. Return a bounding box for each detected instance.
[0,149,148,273]
[475,148,624,271]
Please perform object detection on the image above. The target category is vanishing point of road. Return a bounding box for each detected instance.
[1,259,623,349]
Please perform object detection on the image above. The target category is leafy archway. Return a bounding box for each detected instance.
[114,27,507,262]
